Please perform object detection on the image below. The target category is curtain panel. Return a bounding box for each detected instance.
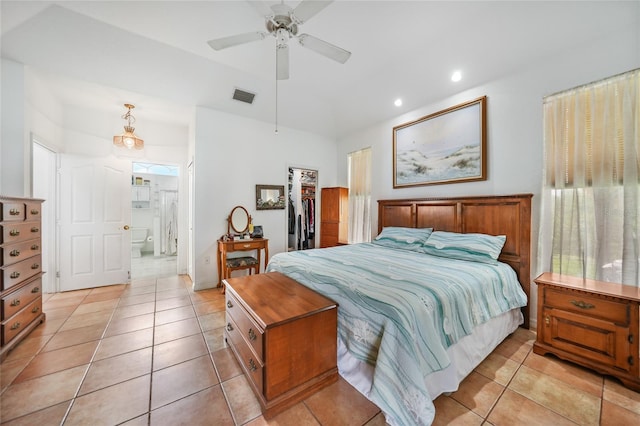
[348,147,372,243]
[538,69,640,286]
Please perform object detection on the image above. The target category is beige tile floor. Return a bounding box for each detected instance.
[1,272,640,425]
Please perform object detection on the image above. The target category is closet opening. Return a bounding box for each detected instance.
[287,167,317,252]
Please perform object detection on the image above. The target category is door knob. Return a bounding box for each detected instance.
[124,225,130,230]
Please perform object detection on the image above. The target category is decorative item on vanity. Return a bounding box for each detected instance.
[113,103,144,150]
[1,196,46,361]
[218,206,269,292]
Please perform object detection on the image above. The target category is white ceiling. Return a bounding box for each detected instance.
[1,1,637,138]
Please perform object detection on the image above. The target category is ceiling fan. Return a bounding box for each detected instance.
[207,0,351,80]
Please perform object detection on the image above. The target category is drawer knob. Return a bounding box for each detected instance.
[248,358,257,372]
[243,244,250,248]
[226,323,234,332]
[10,249,20,257]
[227,301,233,308]
[10,272,21,279]
[31,263,40,270]
[9,208,21,216]
[30,209,39,215]
[248,328,257,341]
[545,315,550,326]
[570,300,595,310]
[31,244,40,250]
[32,287,40,294]
[32,306,40,314]
[10,299,21,307]
[10,322,21,330]
[9,229,20,236]
[31,227,40,233]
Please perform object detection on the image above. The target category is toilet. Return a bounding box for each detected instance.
[131,227,148,258]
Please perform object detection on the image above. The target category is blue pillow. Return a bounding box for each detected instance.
[422,231,506,264]
[372,227,433,252]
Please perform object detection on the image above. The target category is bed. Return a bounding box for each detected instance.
[266,194,532,425]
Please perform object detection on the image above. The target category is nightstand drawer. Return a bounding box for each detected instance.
[1,277,42,320]
[543,286,630,325]
[226,292,264,361]
[1,296,42,345]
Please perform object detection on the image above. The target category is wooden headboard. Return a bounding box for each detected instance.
[378,194,533,328]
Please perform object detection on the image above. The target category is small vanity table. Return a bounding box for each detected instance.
[217,206,269,288]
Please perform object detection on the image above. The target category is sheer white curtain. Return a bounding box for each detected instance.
[538,69,640,286]
[348,147,372,243]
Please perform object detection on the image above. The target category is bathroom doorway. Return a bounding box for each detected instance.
[131,162,179,278]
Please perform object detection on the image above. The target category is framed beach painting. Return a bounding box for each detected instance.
[393,96,487,188]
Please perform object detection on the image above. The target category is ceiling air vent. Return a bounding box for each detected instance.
[232,88,256,104]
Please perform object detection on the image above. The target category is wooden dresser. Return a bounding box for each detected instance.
[320,187,348,247]
[533,272,640,391]
[224,272,338,418]
[1,196,45,361]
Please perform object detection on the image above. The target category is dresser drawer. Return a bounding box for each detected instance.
[1,239,42,267]
[1,255,42,292]
[226,315,264,392]
[226,292,264,361]
[543,286,630,325]
[2,296,42,345]
[232,241,263,251]
[0,202,25,222]
[2,277,43,320]
[1,222,41,245]
[24,202,42,221]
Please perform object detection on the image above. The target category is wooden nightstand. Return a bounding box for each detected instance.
[533,272,640,391]
[224,272,338,418]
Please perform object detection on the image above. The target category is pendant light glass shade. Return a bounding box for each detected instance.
[113,104,144,150]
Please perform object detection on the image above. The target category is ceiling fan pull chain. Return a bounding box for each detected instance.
[275,48,279,134]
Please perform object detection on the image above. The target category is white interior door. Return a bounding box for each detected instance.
[59,154,131,291]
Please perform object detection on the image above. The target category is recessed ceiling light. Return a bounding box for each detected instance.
[394,98,403,107]
[451,70,462,82]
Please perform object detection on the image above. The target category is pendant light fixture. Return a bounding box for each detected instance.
[113,103,144,150]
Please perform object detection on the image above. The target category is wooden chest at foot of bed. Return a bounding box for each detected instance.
[224,271,338,418]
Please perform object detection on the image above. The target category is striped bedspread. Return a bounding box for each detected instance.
[266,243,527,425]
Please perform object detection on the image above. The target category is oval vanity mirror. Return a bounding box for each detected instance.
[228,205,250,234]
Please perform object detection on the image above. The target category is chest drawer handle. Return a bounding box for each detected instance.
[9,208,21,216]
[31,263,40,270]
[32,287,40,294]
[248,328,257,341]
[10,299,21,307]
[243,244,251,248]
[227,300,233,308]
[570,300,595,309]
[31,227,40,233]
[248,358,257,372]
[10,322,21,330]
[31,244,40,250]
[32,306,40,314]
[10,249,21,257]
[226,323,234,332]
[9,229,20,236]
[10,272,21,279]
[30,209,39,215]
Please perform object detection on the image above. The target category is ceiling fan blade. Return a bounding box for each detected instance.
[247,1,273,18]
[297,34,351,64]
[207,32,266,51]
[276,44,289,80]
[292,0,333,24]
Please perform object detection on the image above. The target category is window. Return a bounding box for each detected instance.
[348,147,372,243]
[539,69,639,286]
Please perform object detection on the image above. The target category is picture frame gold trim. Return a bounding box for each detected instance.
[393,96,487,188]
[256,184,285,210]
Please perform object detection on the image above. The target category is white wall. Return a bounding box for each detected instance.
[192,107,338,290]
[337,24,640,328]
[1,59,26,196]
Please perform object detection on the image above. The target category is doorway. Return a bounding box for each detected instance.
[131,162,179,279]
[287,167,317,252]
